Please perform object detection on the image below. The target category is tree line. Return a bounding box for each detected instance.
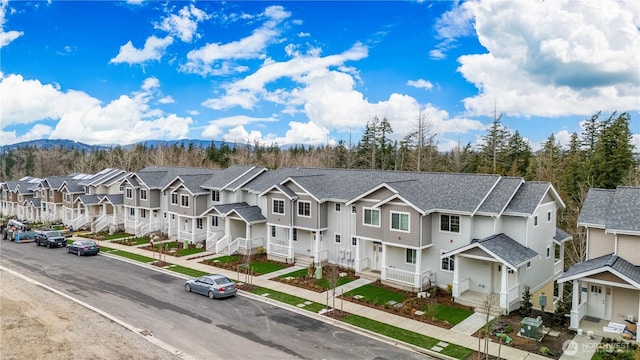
[1,111,637,267]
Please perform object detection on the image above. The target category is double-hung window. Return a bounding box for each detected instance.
[363,208,380,226]
[441,252,455,271]
[126,188,133,199]
[140,189,147,201]
[181,195,189,207]
[140,209,146,219]
[391,212,409,232]
[273,199,285,215]
[406,249,416,264]
[211,190,220,202]
[211,215,219,227]
[196,218,203,229]
[171,193,178,205]
[298,201,311,217]
[335,234,341,243]
[440,214,460,233]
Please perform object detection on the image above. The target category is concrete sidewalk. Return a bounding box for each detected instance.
[92,238,549,360]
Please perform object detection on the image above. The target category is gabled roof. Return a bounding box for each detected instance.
[26,198,41,207]
[558,253,640,288]
[443,233,539,270]
[43,175,75,190]
[476,177,524,215]
[162,173,217,195]
[99,194,124,205]
[78,168,129,187]
[200,165,257,190]
[76,194,102,205]
[61,180,85,194]
[224,166,267,191]
[208,202,266,224]
[503,182,564,215]
[136,166,217,189]
[578,187,640,235]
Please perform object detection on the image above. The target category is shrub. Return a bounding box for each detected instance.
[520,285,533,317]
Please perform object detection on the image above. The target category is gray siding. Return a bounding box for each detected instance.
[380,202,420,247]
[265,192,292,226]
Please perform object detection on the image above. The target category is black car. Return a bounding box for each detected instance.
[67,240,100,256]
[35,230,67,248]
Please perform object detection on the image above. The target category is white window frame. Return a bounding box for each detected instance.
[171,193,178,205]
[335,233,341,244]
[140,209,146,219]
[390,211,410,232]
[140,189,147,201]
[440,214,460,233]
[126,188,133,199]
[405,248,416,264]
[547,211,552,222]
[534,215,538,227]
[180,195,189,207]
[211,215,219,227]
[363,208,380,227]
[352,205,356,214]
[351,237,357,246]
[271,225,276,238]
[272,198,285,215]
[129,208,135,216]
[298,200,311,217]
[196,218,203,230]
[211,190,220,202]
[292,228,297,242]
[527,261,532,269]
[441,251,455,271]
[546,245,551,259]
[335,203,341,212]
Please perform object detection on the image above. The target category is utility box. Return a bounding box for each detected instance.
[520,317,543,340]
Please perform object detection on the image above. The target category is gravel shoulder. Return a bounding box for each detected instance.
[0,268,183,360]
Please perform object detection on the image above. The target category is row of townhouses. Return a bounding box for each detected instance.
[1,166,638,328]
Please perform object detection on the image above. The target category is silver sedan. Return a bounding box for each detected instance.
[185,274,237,299]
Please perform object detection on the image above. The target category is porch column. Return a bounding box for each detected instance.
[380,244,387,281]
[415,248,422,290]
[500,263,508,309]
[190,218,196,243]
[570,280,580,329]
[354,239,361,272]
[452,255,460,297]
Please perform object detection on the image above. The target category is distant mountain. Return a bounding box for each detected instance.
[0,139,235,153]
[0,139,103,153]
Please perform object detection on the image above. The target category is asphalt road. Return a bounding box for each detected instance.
[0,239,433,360]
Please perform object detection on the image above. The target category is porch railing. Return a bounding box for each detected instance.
[92,215,109,233]
[215,235,231,254]
[385,267,416,286]
[268,241,291,258]
[72,215,87,230]
[459,277,471,294]
[226,237,240,255]
[206,232,222,252]
[554,260,563,276]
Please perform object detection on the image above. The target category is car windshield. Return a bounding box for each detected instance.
[80,241,95,246]
[45,231,61,237]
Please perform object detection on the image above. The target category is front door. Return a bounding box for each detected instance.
[372,242,382,271]
[587,284,605,319]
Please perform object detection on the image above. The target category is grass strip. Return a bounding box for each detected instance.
[100,246,155,263]
[249,261,288,275]
[279,268,308,278]
[249,287,326,313]
[175,248,205,257]
[166,265,209,278]
[432,304,474,325]
[345,284,405,305]
[341,314,474,359]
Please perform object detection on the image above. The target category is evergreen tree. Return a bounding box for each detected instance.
[478,112,510,174]
[520,285,533,317]
[591,112,636,188]
[504,130,531,177]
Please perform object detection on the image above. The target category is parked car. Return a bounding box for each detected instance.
[34,230,67,248]
[67,239,100,256]
[184,274,237,299]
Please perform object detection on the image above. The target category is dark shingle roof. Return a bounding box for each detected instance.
[473,233,539,268]
[211,202,265,223]
[224,166,266,190]
[559,253,640,286]
[200,165,255,189]
[138,166,218,189]
[476,177,523,214]
[101,194,123,205]
[578,187,640,233]
[503,182,551,215]
[77,195,102,205]
[554,228,572,243]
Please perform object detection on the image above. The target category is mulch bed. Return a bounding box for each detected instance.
[201,253,293,274]
[472,310,575,359]
[272,267,360,293]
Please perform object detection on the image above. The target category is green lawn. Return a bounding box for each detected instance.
[250,287,326,313]
[102,232,133,240]
[345,284,405,305]
[316,276,354,289]
[209,255,240,264]
[342,314,473,359]
[279,268,309,278]
[249,261,288,275]
[175,248,205,257]
[426,303,474,325]
[153,241,179,250]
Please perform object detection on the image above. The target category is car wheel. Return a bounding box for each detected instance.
[46,242,50,248]
[208,290,215,299]
[35,240,39,246]
[77,250,81,256]
[67,247,71,253]
[185,284,191,292]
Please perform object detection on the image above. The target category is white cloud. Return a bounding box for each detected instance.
[436,0,640,118]
[0,74,192,146]
[156,5,210,43]
[222,125,263,144]
[407,79,433,90]
[158,96,174,104]
[110,35,173,65]
[210,114,278,127]
[0,0,23,48]
[181,5,290,76]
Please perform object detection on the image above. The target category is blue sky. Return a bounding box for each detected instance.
[1,0,638,152]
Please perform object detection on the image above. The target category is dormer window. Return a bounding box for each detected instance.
[211,190,220,202]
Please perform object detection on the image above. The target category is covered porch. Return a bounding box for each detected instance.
[444,233,539,315]
[208,202,266,254]
[558,254,640,335]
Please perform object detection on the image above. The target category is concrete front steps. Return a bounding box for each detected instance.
[455,290,505,317]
